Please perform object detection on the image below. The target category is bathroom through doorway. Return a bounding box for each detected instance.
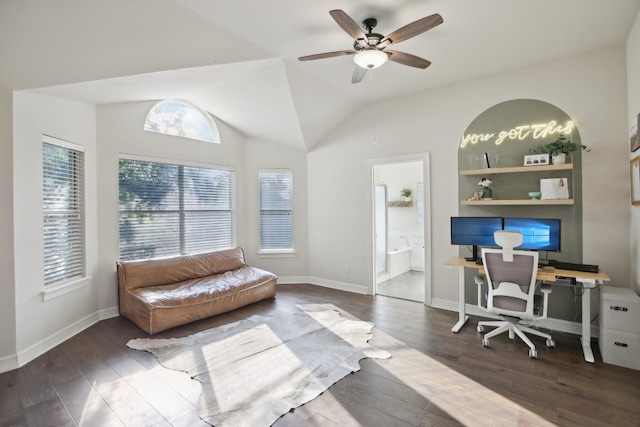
[370,155,430,303]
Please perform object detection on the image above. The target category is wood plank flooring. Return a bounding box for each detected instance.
[1,284,639,426]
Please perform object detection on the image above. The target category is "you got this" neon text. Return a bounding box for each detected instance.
[460,120,575,148]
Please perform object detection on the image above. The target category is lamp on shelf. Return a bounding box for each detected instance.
[353,49,388,69]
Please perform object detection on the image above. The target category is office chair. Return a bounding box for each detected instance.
[475,230,555,358]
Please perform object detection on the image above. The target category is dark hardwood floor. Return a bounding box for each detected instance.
[2,284,639,426]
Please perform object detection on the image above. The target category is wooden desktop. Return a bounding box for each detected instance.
[444,256,610,363]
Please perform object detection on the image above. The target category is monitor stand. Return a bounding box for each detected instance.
[464,245,479,262]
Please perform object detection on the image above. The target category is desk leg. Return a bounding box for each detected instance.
[452,266,469,333]
[580,286,595,363]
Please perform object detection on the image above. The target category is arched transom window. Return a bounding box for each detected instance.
[144,100,220,144]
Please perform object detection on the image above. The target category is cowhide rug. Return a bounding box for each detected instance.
[127,303,391,426]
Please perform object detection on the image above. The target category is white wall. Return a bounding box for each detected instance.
[627,9,640,295]
[308,45,630,309]
[13,92,99,361]
[0,87,16,367]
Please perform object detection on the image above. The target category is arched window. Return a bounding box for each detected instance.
[144,100,220,144]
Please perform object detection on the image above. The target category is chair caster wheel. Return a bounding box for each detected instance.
[477,325,484,333]
[529,349,537,358]
[545,339,555,348]
[482,338,490,347]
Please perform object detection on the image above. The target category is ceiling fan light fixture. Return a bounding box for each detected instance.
[353,49,388,69]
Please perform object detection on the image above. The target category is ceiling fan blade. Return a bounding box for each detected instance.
[351,66,367,84]
[379,13,443,47]
[387,50,431,69]
[330,9,369,45]
[299,50,356,61]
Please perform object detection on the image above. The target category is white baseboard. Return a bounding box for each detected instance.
[276,276,311,285]
[277,276,369,295]
[0,305,121,374]
[17,311,102,368]
[0,353,18,374]
[99,306,120,320]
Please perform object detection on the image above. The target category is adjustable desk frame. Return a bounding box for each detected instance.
[444,257,610,363]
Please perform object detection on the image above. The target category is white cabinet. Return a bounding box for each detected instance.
[599,286,640,370]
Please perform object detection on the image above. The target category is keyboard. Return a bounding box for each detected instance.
[549,261,599,273]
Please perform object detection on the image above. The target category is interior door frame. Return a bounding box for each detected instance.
[365,153,432,305]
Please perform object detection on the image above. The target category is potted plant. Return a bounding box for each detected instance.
[530,134,590,164]
[401,188,412,201]
[477,177,492,200]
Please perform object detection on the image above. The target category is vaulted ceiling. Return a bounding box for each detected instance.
[3,0,640,151]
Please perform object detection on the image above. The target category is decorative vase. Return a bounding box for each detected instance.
[404,197,411,202]
[481,187,492,199]
[552,153,566,164]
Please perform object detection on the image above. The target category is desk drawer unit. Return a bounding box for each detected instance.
[599,329,640,370]
[599,286,640,370]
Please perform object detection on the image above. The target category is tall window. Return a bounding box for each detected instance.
[119,158,235,261]
[144,100,220,144]
[42,136,85,286]
[259,170,293,252]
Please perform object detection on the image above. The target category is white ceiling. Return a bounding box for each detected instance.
[10,0,640,152]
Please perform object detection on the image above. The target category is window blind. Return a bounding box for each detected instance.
[259,170,293,251]
[119,159,234,261]
[43,138,85,286]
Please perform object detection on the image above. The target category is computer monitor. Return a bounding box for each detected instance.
[450,216,503,261]
[502,217,561,252]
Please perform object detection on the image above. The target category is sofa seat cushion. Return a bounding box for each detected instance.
[131,266,274,309]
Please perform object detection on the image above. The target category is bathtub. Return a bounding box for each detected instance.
[387,246,411,279]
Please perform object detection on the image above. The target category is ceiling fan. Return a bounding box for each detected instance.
[298,9,443,84]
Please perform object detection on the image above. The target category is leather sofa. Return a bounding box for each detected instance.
[116,247,277,334]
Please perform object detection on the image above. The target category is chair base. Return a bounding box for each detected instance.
[477,319,555,358]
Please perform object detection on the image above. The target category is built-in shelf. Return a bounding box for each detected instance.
[388,201,413,207]
[460,163,574,206]
[460,163,573,176]
[461,199,574,206]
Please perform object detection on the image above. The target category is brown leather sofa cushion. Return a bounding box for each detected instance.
[118,247,247,290]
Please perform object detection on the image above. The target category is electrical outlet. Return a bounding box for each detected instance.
[344,264,350,273]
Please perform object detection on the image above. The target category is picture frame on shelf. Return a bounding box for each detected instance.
[631,156,640,206]
[524,153,549,166]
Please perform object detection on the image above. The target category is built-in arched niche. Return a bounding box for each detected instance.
[457,99,584,321]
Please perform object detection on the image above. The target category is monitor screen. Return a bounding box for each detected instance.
[450,217,503,247]
[502,217,561,252]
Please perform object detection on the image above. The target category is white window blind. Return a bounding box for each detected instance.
[259,170,293,251]
[119,158,234,261]
[42,136,85,286]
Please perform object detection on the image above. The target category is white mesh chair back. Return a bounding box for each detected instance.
[482,231,539,320]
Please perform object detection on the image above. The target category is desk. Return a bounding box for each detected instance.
[444,257,610,363]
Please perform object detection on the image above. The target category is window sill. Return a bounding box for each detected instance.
[258,250,295,258]
[42,276,91,302]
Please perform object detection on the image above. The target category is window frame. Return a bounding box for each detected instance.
[258,169,294,256]
[118,154,236,262]
[143,99,220,144]
[42,135,86,289]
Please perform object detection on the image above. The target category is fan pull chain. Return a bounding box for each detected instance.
[369,70,377,146]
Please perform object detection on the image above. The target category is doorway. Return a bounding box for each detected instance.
[370,155,430,303]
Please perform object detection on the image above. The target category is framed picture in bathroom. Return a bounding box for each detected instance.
[631,112,640,152]
[631,155,640,206]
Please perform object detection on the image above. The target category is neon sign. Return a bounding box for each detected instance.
[460,120,575,148]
